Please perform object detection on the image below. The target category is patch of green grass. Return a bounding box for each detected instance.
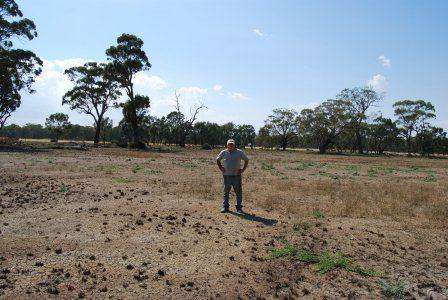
[59,183,69,193]
[346,165,359,173]
[379,280,405,299]
[114,177,133,184]
[312,210,325,219]
[269,244,378,277]
[407,165,422,173]
[348,265,380,277]
[132,164,145,173]
[367,167,379,177]
[269,244,297,259]
[296,249,319,263]
[315,251,350,274]
[424,170,437,182]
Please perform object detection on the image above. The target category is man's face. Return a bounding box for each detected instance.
[227,143,235,151]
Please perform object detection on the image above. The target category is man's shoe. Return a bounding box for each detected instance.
[236,209,244,214]
[220,208,229,213]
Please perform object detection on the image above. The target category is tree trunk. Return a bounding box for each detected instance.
[94,120,101,145]
[281,137,287,151]
[356,130,364,154]
[319,140,331,154]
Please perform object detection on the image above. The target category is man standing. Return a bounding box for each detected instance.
[216,139,249,213]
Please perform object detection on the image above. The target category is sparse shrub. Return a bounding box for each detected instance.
[201,143,212,150]
[313,210,325,219]
[269,244,297,259]
[315,251,349,274]
[379,280,405,299]
[424,170,437,182]
[114,177,133,184]
[132,164,144,173]
[59,183,69,193]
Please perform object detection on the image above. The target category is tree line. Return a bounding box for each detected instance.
[1,0,447,155]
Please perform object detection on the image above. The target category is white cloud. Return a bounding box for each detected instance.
[368,74,388,93]
[213,84,223,92]
[228,92,250,101]
[252,28,264,37]
[178,86,208,94]
[52,58,92,70]
[134,72,167,90]
[378,54,391,68]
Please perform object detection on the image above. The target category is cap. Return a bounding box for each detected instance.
[226,139,235,145]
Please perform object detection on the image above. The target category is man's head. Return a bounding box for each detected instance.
[226,139,236,151]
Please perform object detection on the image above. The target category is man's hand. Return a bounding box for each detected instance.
[237,168,245,175]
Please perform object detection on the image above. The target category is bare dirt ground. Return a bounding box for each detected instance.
[0,146,447,299]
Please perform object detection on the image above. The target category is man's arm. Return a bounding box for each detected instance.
[217,159,225,173]
[239,151,249,174]
[240,160,249,174]
[216,151,225,173]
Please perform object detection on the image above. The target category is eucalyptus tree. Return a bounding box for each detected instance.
[45,113,70,142]
[106,33,151,148]
[367,116,399,154]
[63,62,121,144]
[298,99,351,154]
[393,100,436,154]
[0,0,42,128]
[264,108,299,150]
[337,87,382,154]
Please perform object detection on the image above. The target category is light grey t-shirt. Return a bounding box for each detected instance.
[216,149,249,175]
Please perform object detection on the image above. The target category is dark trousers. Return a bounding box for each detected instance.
[222,175,243,210]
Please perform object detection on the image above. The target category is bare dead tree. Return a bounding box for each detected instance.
[172,90,207,147]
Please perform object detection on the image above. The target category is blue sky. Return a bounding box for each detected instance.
[10,0,448,130]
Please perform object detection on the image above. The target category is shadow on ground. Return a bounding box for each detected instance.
[229,211,278,226]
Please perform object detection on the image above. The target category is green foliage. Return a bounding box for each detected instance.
[63,62,121,144]
[106,33,151,148]
[45,113,70,142]
[315,251,349,274]
[269,244,297,259]
[379,280,405,299]
[269,244,378,277]
[312,210,325,219]
[132,164,145,173]
[0,0,42,128]
[114,177,133,184]
[424,170,437,182]
[59,183,69,193]
[296,249,319,263]
[264,108,299,150]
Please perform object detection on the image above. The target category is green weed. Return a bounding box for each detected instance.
[379,280,405,299]
[269,245,378,277]
[114,177,133,184]
[315,251,349,274]
[59,183,69,193]
[312,210,325,219]
[424,170,437,182]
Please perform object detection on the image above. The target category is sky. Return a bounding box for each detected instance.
[9,0,448,130]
